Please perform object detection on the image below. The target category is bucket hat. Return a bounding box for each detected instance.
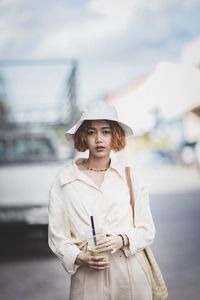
[65,101,134,141]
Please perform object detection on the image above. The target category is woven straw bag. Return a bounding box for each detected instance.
[125,167,168,300]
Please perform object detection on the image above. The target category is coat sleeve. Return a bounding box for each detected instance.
[48,189,81,275]
[122,170,156,257]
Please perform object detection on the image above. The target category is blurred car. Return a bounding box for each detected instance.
[0,129,73,232]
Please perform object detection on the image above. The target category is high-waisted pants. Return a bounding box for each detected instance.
[69,249,152,300]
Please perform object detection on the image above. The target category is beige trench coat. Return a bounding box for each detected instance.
[48,158,155,299]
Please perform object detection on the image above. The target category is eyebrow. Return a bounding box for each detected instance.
[88,126,111,130]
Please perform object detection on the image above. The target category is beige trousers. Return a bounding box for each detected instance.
[69,250,152,300]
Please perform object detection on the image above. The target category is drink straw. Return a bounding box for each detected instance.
[90,216,97,246]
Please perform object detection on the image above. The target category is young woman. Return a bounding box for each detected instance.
[48,101,155,300]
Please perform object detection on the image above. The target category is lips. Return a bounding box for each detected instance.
[95,146,105,151]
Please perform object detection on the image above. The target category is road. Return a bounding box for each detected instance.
[0,189,200,300]
[151,189,200,300]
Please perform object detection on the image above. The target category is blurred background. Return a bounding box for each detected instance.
[0,1,200,299]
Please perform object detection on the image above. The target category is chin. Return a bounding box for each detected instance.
[89,150,105,157]
[94,153,106,158]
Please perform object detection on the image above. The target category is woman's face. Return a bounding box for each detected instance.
[85,120,112,158]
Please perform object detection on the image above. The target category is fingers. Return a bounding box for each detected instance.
[96,237,111,247]
[110,248,117,254]
[96,236,122,253]
[88,255,110,271]
[96,242,109,249]
[90,255,107,261]
[95,244,117,254]
[90,265,109,271]
[95,241,111,251]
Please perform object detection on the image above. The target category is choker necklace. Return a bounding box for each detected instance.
[82,159,110,172]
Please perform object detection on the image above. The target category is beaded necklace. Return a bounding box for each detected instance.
[82,159,110,172]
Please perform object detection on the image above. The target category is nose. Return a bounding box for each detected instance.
[95,131,103,143]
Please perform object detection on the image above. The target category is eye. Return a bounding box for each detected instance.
[103,130,111,135]
[87,130,95,135]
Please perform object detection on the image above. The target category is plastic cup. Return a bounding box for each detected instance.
[85,231,110,262]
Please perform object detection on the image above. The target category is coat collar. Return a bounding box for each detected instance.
[59,160,78,186]
[109,157,126,179]
[59,157,127,187]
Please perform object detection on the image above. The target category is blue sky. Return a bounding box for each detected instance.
[0,0,200,120]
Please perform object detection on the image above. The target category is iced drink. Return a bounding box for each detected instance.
[86,232,110,262]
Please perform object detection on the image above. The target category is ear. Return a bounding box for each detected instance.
[81,136,88,150]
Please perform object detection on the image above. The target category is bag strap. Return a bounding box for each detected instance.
[125,166,135,224]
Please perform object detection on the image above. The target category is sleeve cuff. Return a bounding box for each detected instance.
[122,229,138,257]
[61,245,82,275]
[122,227,155,258]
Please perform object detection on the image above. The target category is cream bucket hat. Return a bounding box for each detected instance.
[65,101,134,141]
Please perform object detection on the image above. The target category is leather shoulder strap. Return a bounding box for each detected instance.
[125,166,135,224]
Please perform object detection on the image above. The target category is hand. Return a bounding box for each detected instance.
[95,235,123,254]
[75,251,110,271]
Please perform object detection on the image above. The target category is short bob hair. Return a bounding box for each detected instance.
[74,120,126,152]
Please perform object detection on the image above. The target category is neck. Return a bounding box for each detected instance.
[87,155,111,169]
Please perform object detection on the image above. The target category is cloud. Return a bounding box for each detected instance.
[0,0,200,106]
[0,0,169,58]
[0,0,25,8]
[33,0,138,58]
[0,0,200,60]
